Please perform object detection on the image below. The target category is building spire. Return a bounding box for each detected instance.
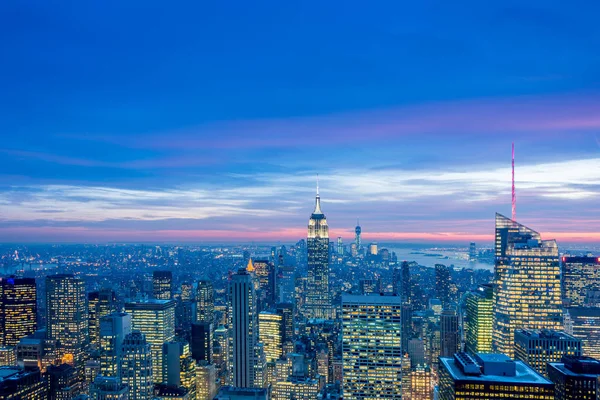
[313,175,323,215]
[512,142,516,221]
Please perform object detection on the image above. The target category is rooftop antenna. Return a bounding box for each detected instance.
[512,142,516,221]
[316,174,319,196]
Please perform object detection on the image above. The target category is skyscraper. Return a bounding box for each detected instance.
[440,310,460,357]
[493,213,562,357]
[435,264,451,310]
[119,331,154,400]
[465,284,493,354]
[514,329,581,377]
[88,289,117,347]
[99,312,132,377]
[196,278,214,323]
[229,267,258,388]
[191,322,213,364]
[153,271,173,300]
[0,277,37,347]
[355,220,361,252]
[90,376,129,400]
[258,311,283,363]
[305,186,332,320]
[124,299,176,383]
[564,307,600,359]
[393,261,411,303]
[253,260,277,309]
[548,356,600,400]
[46,274,88,367]
[562,256,600,307]
[342,294,402,399]
[439,353,555,400]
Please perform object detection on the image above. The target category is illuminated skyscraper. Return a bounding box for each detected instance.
[439,353,555,400]
[153,271,173,300]
[564,307,600,359]
[355,220,361,252]
[196,361,217,400]
[514,329,581,377]
[342,294,402,399]
[562,256,600,307]
[407,364,433,400]
[435,264,451,310]
[548,356,600,400]
[119,331,154,400]
[0,277,37,347]
[88,289,117,347]
[99,312,132,377]
[229,267,258,387]
[46,274,88,367]
[272,377,321,400]
[465,284,493,354]
[336,237,343,256]
[258,311,283,363]
[393,261,411,303]
[124,299,176,383]
[493,213,562,358]
[196,279,214,323]
[253,260,277,309]
[305,186,332,320]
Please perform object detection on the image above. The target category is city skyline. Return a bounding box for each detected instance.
[2,2,600,243]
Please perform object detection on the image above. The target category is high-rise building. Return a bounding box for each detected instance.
[407,364,433,400]
[278,266,295,304]
[191,322,213,364]
[214,326,229,379]
[435,264,451,309]
[355,221,362,253]
[465,284,493,354]
[99,312,132,377]
[88,289,117,347]
[305,187,332,320]
[46,274,88,367]
[514,329,581,377]
[401,304,412,352]
[440,310,460,357]
[336,237,343,256]
[229,268,258,388]
[0,347,15,366]
[47,363,81,400]
[253,260,277,309]
[120,331,154,400]
[548,356,600,400]
[0,366,46,399]
[438,353,555,400]
[469,242,477,262]
[258,311,282,363]
[368,243,378,256]
[271,377,322,400]
[342,294,402,399]
[196,361,217,400]
[563,307,600,359]
[124,299,176,383]
[493,213,562,358]
[181,283,193,302]
[153,271,173,300]
[196,279,214,323]
[562,256,600,307]
[90,376,129,400]
[393,261,411,303]
[275,303,294,349]
[0,277,37,347]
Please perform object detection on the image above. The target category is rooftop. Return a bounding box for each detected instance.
[515,329,579,341]
[441,354,551,385]
[342,293,402,305]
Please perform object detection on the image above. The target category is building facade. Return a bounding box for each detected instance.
[514,329,581,377]
[0,277,37,348]
[305,188,332,320]
[119,331,154,400]
[562,256,600,307]
[464,284,493,354]
[493,214,563,357]
[548,356,600,400]
[342,294,402,399]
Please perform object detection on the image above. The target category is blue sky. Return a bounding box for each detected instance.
[1,1,599,243]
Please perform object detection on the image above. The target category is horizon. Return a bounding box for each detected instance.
[2,2,599,244]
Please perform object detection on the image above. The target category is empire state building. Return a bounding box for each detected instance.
[305,185,333,319]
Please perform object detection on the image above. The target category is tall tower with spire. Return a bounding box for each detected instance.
[305,180,333,319]
[355,219,362,253]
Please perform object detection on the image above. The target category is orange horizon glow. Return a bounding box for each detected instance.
[1,226,598,244]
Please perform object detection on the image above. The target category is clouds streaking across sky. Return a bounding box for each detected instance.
[1,1,599,243]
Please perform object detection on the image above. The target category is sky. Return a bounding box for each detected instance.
[1,1,599,244]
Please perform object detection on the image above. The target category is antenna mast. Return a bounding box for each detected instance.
[512,142,516,221]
